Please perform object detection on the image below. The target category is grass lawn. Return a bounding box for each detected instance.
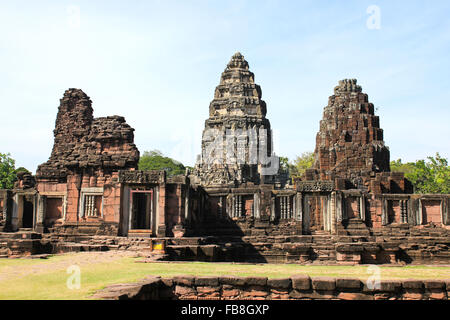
[0,252,449,300]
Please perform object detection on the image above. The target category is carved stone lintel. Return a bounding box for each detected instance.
[296,180,334,192]
[118,170,165,184]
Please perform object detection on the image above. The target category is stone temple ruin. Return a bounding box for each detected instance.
[0,52,449,265]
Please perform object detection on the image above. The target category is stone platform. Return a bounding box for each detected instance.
[1,228,448,265]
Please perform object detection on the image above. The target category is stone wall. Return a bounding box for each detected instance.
[93,275,450,300]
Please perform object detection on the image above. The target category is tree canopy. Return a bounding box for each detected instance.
[391,153,450,194]
[0,153,17,189]
[289,152,315,179]
[138,150,186,176]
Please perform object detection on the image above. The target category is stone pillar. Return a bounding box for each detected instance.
[227,194,233,219]
[270,197,275,221]
[184,186,190,221]
[381,198,388,226]
[11,194,19,231]
[322,196,328,232]
[359,195,366,221]
[407,198,416,226]
[443,197,450,226]
[157,184,166,237]
[253,192,260,219]
[287,196,291,219]
[330,192,337,234]
[177,184,183,224]
[336,192,343,223]
[4,191,13,232]
[35,194,46,233]
[296,193,303,222]
[418,198,423,225]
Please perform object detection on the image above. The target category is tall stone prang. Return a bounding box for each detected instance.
[312,79,394,191]
[193,52,279,187]
[36,88,139,179]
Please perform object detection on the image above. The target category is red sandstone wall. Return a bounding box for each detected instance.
[422,200,442,224]
[94,275,450,300]
[369,198,383,229]
[388,200,401,224]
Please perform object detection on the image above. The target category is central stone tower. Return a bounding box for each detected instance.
[193,52,279,187]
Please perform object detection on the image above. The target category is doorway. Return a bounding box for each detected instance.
[22,198,34,228]
[129,190,153,230]
[45,198,62,228]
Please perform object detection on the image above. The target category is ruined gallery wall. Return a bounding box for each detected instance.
[34,88,139,230]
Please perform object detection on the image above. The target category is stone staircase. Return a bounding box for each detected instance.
[338,218,371,236]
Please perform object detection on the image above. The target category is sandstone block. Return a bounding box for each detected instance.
[291,275,311,290]
[311,277,336,291]
[336,278,362,290]
[195,276,219,287]
[267,278,291,289]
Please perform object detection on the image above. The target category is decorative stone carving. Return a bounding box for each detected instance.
[118,170,165,184]
[296,181,335,192]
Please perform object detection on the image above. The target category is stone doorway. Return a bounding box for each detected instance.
[129,190,154,232]
[44,197,63,228]
[302,193,331,234]
[22,198,34,228]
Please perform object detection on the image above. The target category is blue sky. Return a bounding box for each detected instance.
[1,1,449,173]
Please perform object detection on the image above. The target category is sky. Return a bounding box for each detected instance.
[1,0,449,173]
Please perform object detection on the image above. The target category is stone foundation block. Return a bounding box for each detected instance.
[195,276,219,287]
[267,278,291,290]
[291,275,311,290]
[336,278,362,290]
[311,277,336,291]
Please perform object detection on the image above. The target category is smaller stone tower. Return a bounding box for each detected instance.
[311,79,411,193]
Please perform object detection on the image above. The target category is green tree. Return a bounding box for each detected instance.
[15,167,30,174]
[290,152,315,179]
[279,157,290,173]
[390,159,416,176]
[138,150,186,176]
[0,153,17,189]
[390,153,450,194]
